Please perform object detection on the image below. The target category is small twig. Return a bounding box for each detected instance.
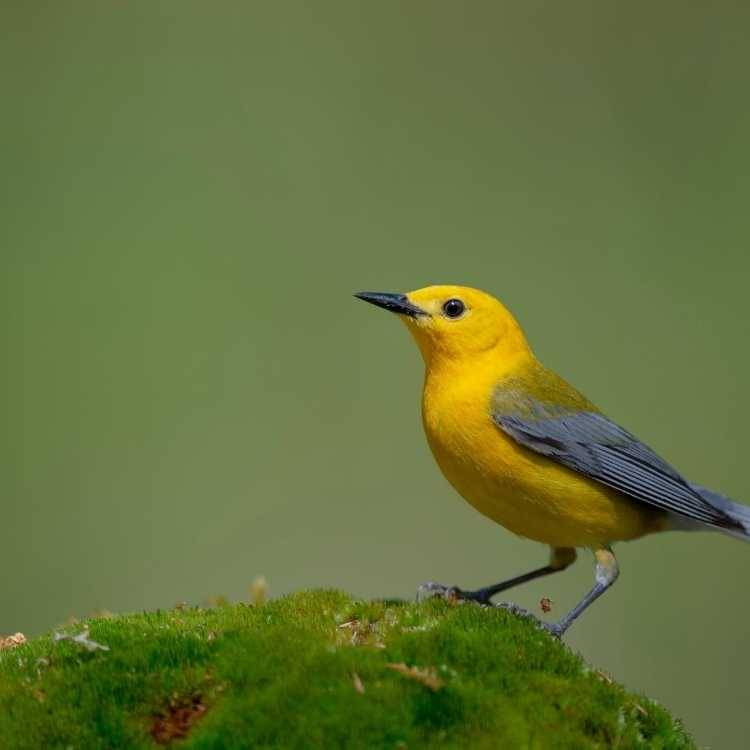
[352,672,365,694]
[386,662,444,691]
[53,627,109,652]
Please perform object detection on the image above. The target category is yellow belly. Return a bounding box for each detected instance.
[422,373,664,549]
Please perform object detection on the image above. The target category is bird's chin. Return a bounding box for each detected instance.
[399,310,431,329]
[398,319,433,363]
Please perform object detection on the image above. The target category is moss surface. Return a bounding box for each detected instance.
[0,591,694,749]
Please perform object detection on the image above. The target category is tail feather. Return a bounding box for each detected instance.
[689,483,750,541]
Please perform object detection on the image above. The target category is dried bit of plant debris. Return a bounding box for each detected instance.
[386,662,444,691]
[0,633,26,651]
[53,628,109,652]
[336,619,385,648]
[539,597,553,614]
[352,672,365,694]
[151,694,207,745]
[249,575,268,605]
[595,669,614,685]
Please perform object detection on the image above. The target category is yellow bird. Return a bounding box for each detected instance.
[355,285,749,636]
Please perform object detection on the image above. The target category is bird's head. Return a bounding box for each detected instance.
[355,285,531,367]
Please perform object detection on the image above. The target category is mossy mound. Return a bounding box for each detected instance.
[0,591,693,748]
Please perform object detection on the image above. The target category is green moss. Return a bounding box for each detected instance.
[0,591,693,749]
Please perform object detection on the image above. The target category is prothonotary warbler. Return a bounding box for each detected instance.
[355,285,750,636]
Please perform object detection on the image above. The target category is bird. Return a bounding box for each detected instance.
[355,285,749,636]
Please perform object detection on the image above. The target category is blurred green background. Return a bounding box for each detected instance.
[2,2,748,746]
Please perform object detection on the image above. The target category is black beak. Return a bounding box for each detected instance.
[354,291,427,318]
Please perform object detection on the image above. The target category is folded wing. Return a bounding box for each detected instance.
[495,404,741,532]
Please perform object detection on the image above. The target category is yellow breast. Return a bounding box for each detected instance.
[420,358,663,549]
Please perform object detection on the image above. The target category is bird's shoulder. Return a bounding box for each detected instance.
[492,359,600,420]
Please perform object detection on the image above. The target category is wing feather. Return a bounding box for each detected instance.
[496,408,739,531]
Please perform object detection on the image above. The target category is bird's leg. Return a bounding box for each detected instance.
[540,547,619,638]
[418,547,577,606]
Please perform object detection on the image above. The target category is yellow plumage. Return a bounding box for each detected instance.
[419,341,664,549]
[355,284,745,635]
[400,284,658,549]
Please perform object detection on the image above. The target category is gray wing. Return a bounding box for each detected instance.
[495,408,740,531]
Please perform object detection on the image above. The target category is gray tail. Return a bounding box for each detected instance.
[689,483,750,541]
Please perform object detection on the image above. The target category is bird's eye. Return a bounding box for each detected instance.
[442,298,465,319]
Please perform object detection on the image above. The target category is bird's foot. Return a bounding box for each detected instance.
[494,601,533,617]
[416,581,493,606]
[539,621,564,638]
[416,584,565,638]
[494,602,564,639]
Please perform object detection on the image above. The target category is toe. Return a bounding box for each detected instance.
[539,622,564,638]
[416,582,460,602]
[496,601,532,618]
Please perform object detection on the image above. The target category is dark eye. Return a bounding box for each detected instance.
[442,298,465,318]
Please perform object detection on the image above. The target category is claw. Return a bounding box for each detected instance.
[495,602,563,638]
[417,582,495,606]
[495,601,533,618]
[416,581,462,603]
[538,621,564,638]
